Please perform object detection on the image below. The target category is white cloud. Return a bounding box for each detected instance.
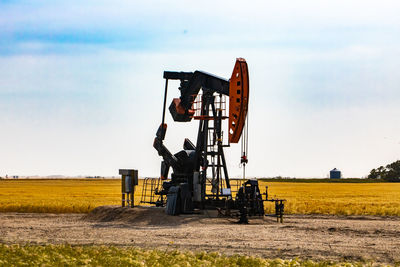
[0,1,399,177]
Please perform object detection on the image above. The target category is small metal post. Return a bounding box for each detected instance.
[275,200,279,223]
[121,173,126,207]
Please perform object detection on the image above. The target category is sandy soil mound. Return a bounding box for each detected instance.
[83,205,233,226]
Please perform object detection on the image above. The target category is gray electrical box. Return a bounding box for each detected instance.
[125,176,132,193]
[119,169,138,190]
[119,169,138,207]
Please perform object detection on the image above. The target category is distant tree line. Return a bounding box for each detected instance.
[368,160,400,182]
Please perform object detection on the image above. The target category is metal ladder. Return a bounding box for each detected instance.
[140,177,165,206]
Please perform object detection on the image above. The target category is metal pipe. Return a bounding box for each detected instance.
[161,79,169,139]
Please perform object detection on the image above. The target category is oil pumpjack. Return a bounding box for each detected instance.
[151,58,268,222]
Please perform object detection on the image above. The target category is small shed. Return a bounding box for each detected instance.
[330,168,341,179]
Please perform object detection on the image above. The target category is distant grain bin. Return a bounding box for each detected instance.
[330,168,341,179]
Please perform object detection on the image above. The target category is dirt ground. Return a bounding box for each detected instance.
[1,206,399,264]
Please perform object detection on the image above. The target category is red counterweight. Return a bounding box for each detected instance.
[228,58,249,144]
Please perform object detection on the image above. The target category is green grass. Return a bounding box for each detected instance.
[0,244,379,267]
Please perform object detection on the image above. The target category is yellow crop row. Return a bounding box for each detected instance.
[0,244,365,266]
[0,179,399,216]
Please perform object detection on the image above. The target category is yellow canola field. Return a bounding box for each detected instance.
[0,179,399,216]
[261,182,400,216]
[0,179,122,213]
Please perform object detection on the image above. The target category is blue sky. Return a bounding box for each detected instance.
[1,0,399,177]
